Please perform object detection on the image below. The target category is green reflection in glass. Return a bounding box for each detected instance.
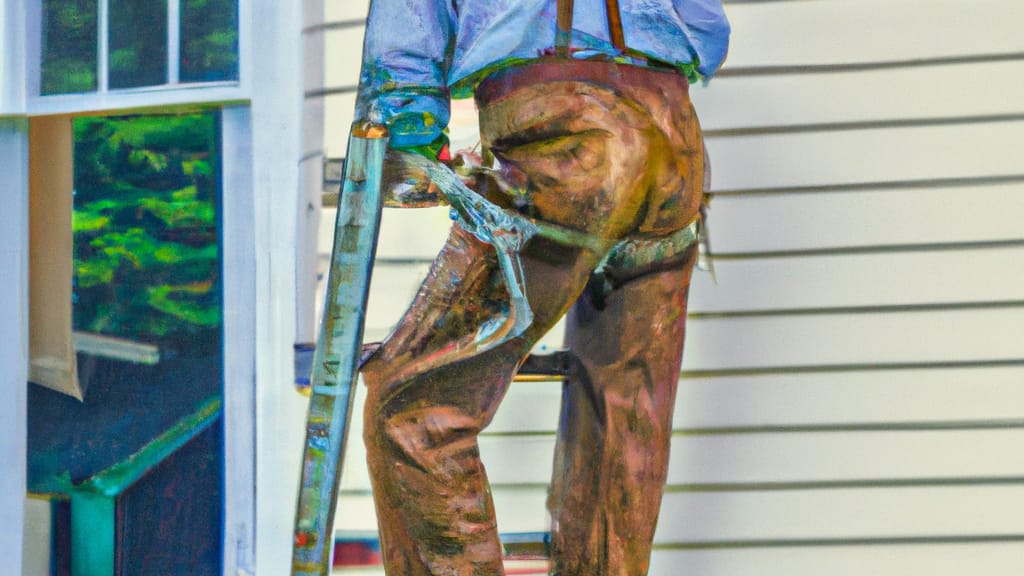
[181,0,239,83]
[41,0,98,95]
[73,113,221,345]
[109,0,169,89]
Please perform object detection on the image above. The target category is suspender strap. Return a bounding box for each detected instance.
[555,0,575,57]
[604,0,626,51]
[555,0,627,57]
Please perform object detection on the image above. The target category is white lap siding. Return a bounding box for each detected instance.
[312,0,1024,573]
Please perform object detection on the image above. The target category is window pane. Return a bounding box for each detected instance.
[72,113,221,346]
[180,0,240,82]
[109,0,168,89]
[41,0,98,95]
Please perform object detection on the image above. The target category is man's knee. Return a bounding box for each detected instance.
[363,379,487,471]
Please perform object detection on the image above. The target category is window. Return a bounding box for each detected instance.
[41,0,239,96]
[72,113,222,354]
[27,111,226,574]
[29,111,225,397]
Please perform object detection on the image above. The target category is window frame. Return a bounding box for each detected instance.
[25,0,251,115]
[16,106,257,576]
[0,117,30,576]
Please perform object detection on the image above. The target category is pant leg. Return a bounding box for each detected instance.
[549,246,698,576]
[361,227,602,576]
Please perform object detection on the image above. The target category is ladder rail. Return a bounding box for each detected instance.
[292,126,388,575]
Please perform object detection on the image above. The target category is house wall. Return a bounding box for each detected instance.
[310,0,1024,573]
[249,0,309,573]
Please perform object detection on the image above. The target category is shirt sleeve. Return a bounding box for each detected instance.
[675,0,731,77]
[355,0,456,150]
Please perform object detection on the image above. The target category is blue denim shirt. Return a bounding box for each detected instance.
[356,0,731,149]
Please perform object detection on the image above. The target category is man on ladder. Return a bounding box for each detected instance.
[326,1,729,574]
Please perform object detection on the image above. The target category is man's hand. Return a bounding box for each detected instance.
[380,145,499,208]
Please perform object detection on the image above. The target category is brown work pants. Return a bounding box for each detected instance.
[361,60,705,576]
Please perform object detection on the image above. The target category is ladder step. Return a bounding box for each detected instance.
[294,345,576,393]
[516,349,575,381]
[332,531,552,567]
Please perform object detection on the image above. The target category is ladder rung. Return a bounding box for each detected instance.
[331,531,552,568]
[293,345,575,393]
[515,348,575,380]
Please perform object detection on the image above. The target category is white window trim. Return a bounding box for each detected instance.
[97,0,109,91]
[168,0,181,85]
[0,118,30,576]
[221,104,257,576]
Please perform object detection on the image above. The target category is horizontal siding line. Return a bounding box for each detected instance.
[501,477,1024,493]
[303,19,366,34]
[688,300,1024,320]
[313,0,826,33]
[673,420,1024,435]
[354,276,1022,318]
[665,477,1024,493]
[331,254,442,266]
[340,477,1024,497]
[308,30,1024,76]
[306,85,358,99]
[711,238,1024,260]
[706,173,1024,197]
[329,533,1024,556]
[371,238,1024,267]
[325,173,1024,201]
[338,488,373,497]
[487,477,1024,493]
[375,257,435,266]
[478,419,1024,439]
[313,2,826,43]
[680,359,1024,379]
[312,2,829,34]
[718,52,1024,78]
[704,113,1024,139]
[653,534,1024,551]
[308,57,1024,100]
